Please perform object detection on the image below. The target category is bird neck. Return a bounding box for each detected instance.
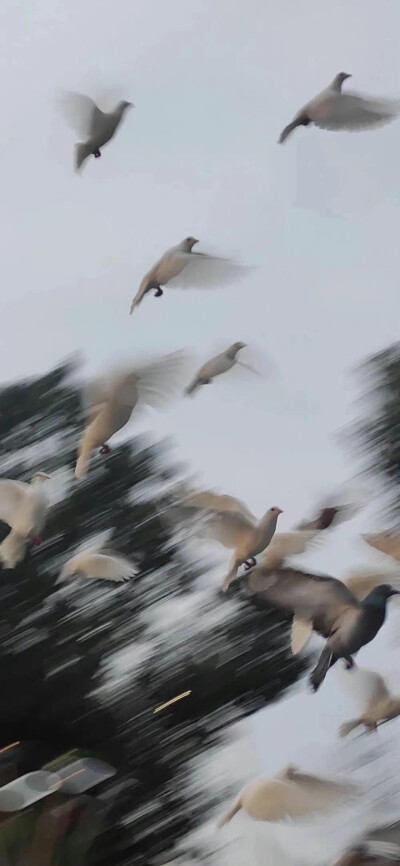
[362,594,388,617]
[259,513,278,532]
[226,346,238,359]
[331,75,345,92]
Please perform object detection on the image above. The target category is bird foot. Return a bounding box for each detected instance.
[154,287,163,297]
[244,557,257,570]
[31,535,42,546]
[99,444,111,455]
[344,658,354,670]
[93,149,101,158]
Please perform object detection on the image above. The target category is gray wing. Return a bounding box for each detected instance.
[248,566,357,631]
[314,93,400,131]
[60,91,105,138]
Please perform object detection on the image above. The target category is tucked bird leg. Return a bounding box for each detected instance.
[30,535,42,546]
[344,656,354,670]
[339,717,378,737]
[93,149,101,158]
[154,287,163,297]
[244,557,257,570]
[99,444,111,455]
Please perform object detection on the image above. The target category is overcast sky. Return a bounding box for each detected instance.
[2,1,400,862]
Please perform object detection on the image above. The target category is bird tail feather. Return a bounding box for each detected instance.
[75,142,92,171]
[217,796,242,827]
[185,379,201,396]
[0,531,28,569]
[75,448,91,479]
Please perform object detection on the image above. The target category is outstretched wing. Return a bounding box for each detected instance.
[59,91,104,138]
[262,531,321,569]
[314,93,400,131]
[248,566,357,633]
[364,533,400,563]
[169,254,254,290]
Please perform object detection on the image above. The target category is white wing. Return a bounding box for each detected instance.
[61,551,137,582]
[364,533,400,562]
[262,531,321,569]
[314,93,400,131]
[343,569,400,599]
[0,480,28,528]
[169,254,254,290]
[135,350,190,410]
[59,91,104,138]
[179,491,257,523]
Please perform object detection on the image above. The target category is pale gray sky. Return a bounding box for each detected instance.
[2,2,400,861]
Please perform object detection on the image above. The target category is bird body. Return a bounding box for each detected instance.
[61,92,133,171]
[0,474,50,568]
[185,342,247,396]
[60,550,137,583]
[173,490,282,590]
[279,73,399,143]
[337,663,400,737]
[248,567,398,691]
[130,237,252,313]
[218,765,357,826]
[75,351,188,478]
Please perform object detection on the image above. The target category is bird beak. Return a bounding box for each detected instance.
[344,73,352,80]
[390,589,400,597]
[277,509,284,515]
[192,239,199,245]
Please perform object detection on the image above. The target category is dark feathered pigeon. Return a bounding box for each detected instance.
[248,566,399,692]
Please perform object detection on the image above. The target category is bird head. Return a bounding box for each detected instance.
[31,472,51,484]
[364,584,400,606]
[119,100,134,112]
[181,237,199,252]
[232,342,247,353]
[332,72,352,90]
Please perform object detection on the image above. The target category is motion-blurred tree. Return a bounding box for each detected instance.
[349,342,400,522]
[0,359,304,865]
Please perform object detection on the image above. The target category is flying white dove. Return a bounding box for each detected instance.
[129,237,252,314]
[279,73,400,144]
[218,764,358,826]
[60,91,133,171]
[171,489,282,591]
[336,662,400,738]
[0,473,50,569]
[59,535,138,583]
[75,351,188,479]
[185,342,255,396]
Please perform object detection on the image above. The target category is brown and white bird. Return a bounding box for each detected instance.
[336,662,400,738]
[278,73,400,144]
[173,490,282,591]
[0,473,50,568]
[185,342,250,396]
[129,238,252,314]
[60,91,133,171]
[248,566,399,692]
[75,351,188,479]
[218,764,357,827]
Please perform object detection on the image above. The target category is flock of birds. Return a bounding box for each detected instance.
[2,70,400,848]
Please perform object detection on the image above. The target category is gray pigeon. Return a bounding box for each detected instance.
[279,73,400,144]
[61,91,133,171]
[248,566,399,692]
